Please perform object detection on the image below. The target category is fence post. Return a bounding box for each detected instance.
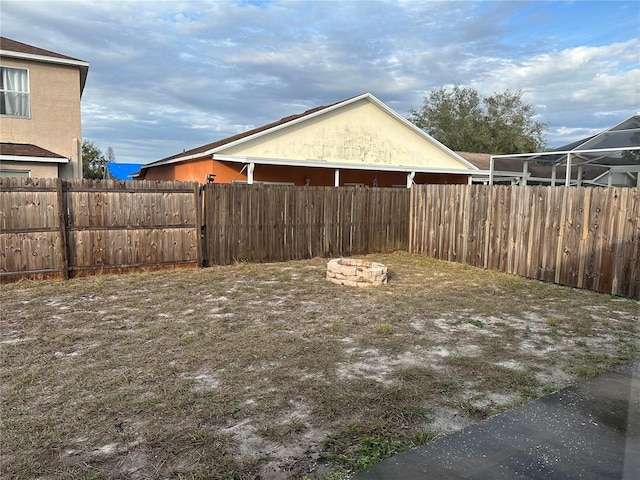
[55,178,70,280]
[408,185,415,254]
[195,182,204,268]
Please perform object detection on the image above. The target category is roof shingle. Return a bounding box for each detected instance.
[0,143,67,159]
[0,36,89,94]
[148,98,351,166]
[0,36,86,63]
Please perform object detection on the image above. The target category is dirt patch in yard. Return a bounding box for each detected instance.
[1,252,638,479]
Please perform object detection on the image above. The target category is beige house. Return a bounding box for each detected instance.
[137,93,478,187]
[0,37,89,179]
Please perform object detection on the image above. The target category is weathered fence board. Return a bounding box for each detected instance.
[411,185,640,299]
[64,179,201,275]
[1,178,201,281]
[203,184,410,265]
[0,178,65,280]
[3,179,638,298]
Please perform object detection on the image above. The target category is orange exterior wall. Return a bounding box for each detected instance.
[140,157,470,186]
[140,157,244,183]
[249,164,469,186]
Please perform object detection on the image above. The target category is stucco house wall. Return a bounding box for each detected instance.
[0,37,88,179]
[137,93,478,186]
[0,159,59,178]
[221,99,466,170]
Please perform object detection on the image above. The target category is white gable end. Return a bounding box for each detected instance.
[217,97,473,171]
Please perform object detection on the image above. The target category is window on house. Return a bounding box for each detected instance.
[0,169,30,178]
[1,67,30,118]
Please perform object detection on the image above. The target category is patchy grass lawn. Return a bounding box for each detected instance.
[1,252,638,479]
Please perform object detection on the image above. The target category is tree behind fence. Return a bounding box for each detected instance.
[410,184,640,299]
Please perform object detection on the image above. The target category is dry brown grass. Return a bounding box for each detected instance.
[1,252,638,479]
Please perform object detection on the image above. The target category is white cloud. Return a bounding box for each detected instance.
[471,39,639,142]
[2,0,639,160]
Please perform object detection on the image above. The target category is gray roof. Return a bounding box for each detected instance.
[0,37,89,94]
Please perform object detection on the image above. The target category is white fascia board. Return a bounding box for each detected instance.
[213,154,483,176]
[211,93,479,171]
[209,94,372,154]
[0,50,89,69]
[0,154,69,163]
[472,170,531,178]
[139,150,216,171]
[361,94,480,171]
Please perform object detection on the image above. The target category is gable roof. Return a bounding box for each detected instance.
[141,93,477,174]
[0,37,89,94]
[0,142,69,163]
[147,97,353,166]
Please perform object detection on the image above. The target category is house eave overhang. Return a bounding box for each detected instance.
[138,150,216,173]
[0,49,90,95]
[0,154,69,164]
[139,93,480,175]
[213,154,480,176]
[208,93,479,171]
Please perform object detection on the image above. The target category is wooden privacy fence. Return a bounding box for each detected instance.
[410,184,640,299]
[3,179,639,299]
[0,178,201,281]
[204,184,410,264]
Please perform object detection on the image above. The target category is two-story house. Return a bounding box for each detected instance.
[0,37,89,179]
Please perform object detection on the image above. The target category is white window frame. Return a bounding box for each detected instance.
[0,169,31,178]
[1,66,31,118]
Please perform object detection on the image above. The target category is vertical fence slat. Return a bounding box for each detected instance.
[1,179,200,281]
[410,184,639,299]
[3,181,638,299]
[202,184,410,265]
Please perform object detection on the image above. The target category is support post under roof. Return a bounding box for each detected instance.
[407,171,415,188]
[247,163,255,185]
[565,153,572,186]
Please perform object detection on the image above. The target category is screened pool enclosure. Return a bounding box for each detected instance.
[487,115,640,187]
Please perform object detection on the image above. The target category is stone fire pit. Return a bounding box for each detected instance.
[326,258,388,287]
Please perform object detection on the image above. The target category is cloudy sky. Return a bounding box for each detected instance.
[3,0,639,164]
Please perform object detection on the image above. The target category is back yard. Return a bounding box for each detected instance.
[1,252,638,479]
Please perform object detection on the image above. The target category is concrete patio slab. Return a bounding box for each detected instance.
[352,360,640,479]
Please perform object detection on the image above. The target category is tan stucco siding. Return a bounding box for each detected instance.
[0,58,82,178]
[0,160,59,178]
[219,99,469,170]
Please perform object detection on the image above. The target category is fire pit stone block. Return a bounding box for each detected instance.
[326,258,388,287]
